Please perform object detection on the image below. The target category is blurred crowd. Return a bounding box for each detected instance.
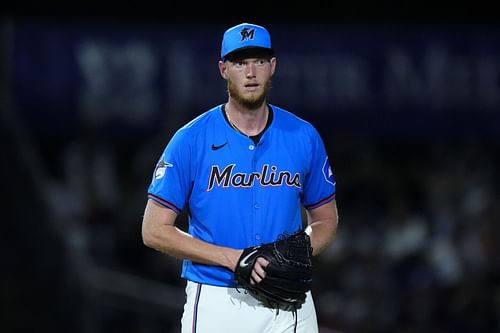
[313,136,500,333]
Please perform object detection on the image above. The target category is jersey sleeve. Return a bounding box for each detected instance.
[147,128,192,214]
[302,126,336,209]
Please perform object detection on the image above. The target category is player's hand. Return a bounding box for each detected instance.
[250,257,269,284]
[234,230,313,309]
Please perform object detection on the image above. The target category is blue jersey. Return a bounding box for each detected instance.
[147,104,336,287]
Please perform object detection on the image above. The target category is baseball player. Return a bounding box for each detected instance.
[142,22,339,333]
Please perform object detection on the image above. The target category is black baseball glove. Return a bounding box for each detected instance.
[234,229,313,310]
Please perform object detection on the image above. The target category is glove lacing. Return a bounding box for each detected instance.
[274,304,298,333]
[293,305,298,333]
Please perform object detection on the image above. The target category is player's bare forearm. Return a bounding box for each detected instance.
[148,224,241,270]
[142,199,241,271]
[306,199,339,256]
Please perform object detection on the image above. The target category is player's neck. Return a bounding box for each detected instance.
[225,102,269,137]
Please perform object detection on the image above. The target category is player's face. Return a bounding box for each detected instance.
[225,57,275,109]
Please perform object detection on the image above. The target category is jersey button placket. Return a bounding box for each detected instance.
[251,144,259,243]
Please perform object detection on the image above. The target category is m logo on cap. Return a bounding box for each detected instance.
[240,28,255,41]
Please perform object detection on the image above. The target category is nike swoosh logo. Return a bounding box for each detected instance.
[211,142,228,150]
[239,249,258,268]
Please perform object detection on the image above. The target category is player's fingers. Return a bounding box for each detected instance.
[250,272,261,285]
[250,261,267,284]
[256,256,270,268]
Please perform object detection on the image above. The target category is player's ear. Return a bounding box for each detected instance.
[270,57,277,76]
[219,60,229,79]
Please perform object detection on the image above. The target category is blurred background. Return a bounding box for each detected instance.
[2,3,500,333]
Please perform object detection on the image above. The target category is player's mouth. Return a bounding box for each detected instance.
[244,83,260,91]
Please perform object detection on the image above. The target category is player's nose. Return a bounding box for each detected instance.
[245,64,257,78]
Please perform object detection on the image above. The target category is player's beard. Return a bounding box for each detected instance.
[227,78,272,110]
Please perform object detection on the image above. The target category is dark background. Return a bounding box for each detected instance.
[3,2,500,333]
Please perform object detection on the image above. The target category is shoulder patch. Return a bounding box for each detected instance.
[154,160,173,180]
[322,156,335,186]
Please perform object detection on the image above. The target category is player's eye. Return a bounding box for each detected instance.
[233,61,245,68]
